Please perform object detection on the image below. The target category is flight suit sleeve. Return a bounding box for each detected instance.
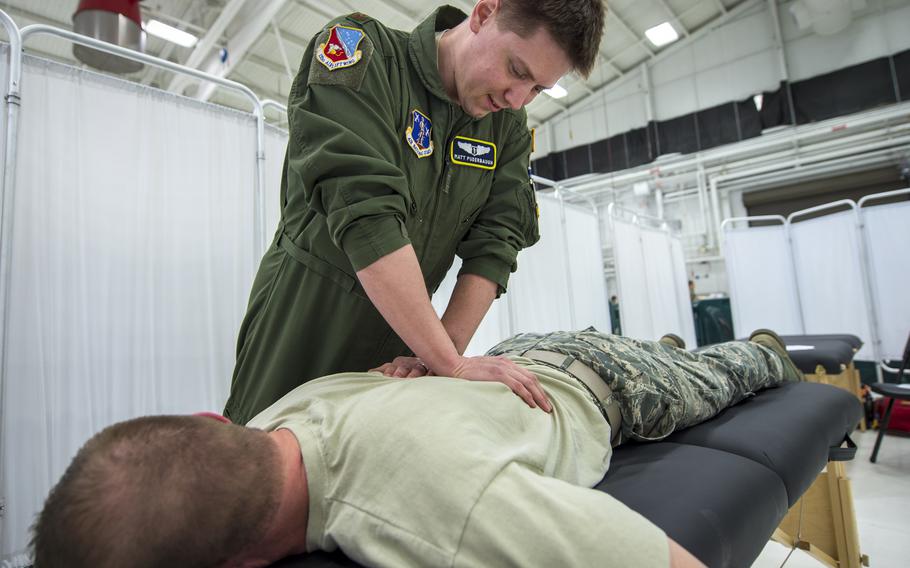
[285,22,411,271]
[456,116,539,296]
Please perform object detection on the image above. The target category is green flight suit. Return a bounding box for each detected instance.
[224,6,540,424]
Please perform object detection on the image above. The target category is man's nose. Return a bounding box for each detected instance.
[504,83,533,110]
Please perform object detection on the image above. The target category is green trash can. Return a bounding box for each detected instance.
[609,302,622,335]
[693,298,735,347]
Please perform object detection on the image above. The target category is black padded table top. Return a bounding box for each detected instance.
[735,335,861,374]
[666,382,860,506]
[271,383,861,568]
[779,334,863,351]
[783,339,857,374]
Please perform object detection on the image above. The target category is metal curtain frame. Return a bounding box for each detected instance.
[720,215,805,335]
[857,187,910,371]
[0,7,21,544]
[787,200,883,372]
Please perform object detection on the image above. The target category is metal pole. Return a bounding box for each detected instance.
[0,7,22,545]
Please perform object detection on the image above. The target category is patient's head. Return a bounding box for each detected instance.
[31,415,282,568]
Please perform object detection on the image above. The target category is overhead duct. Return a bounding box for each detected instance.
[72,0,146,73]
[789,0,867,36]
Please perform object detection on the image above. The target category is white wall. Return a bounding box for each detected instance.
[533,0,910,160]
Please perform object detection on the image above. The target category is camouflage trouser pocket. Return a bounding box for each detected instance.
[619,372,679,442]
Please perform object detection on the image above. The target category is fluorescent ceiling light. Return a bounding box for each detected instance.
[145,19,198,48]
[645,22,679,47]
[544,82,567,99]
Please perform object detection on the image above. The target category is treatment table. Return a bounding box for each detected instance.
[272,382,863,568]
[779,334,866,430]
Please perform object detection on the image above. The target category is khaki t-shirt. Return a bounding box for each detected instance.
[249,361,669,567]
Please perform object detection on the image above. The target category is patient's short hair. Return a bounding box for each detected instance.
[31,415,281,568]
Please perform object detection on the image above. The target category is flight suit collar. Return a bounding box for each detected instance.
[408,5,467,104]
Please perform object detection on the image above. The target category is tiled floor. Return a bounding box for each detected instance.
[752,429,910,567]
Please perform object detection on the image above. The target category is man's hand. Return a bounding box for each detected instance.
[447,355,553,413]
[370,356,431,378]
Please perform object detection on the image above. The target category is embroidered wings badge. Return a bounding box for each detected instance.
[451,136,497,170]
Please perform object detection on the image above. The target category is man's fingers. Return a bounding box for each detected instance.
[510,368,552,413]
[504,377,537,409]
[406,368,424,378]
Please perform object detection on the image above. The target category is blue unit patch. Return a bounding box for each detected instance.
[451,136,497,170]
[405,109,434,158]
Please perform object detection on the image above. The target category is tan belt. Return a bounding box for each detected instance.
[520,349,622,447]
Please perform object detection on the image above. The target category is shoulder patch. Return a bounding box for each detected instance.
[317,25,365,70]
[451,136,497,170]
[405,109,434,158]
[308,25,374,91]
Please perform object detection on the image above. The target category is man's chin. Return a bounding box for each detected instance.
[465,101,491,119]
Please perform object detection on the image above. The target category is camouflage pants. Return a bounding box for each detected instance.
[487,328,794,445]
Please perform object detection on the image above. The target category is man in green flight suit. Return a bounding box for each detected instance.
[224,0,606,424]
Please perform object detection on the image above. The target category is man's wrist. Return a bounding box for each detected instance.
[431,353,464,377]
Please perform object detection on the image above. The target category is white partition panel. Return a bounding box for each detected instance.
[861,199,910,360]
[508,194,574,334]
[670,237,698,348]
[432,193,608,355]
[431,257,512,357]
[613,219,653,339]
[564,203,611,333]
[641,228,679,339]
[263,125,290,249]
[1,56,259,557]
[613,213,695,344]
[723,224,803,336]
[790,210,875,360]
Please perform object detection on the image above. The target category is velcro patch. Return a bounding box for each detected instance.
[317,25,365,70]
[451,136,497,170]
[307,25,373,91]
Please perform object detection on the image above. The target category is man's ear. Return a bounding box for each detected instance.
[469,0,500,33]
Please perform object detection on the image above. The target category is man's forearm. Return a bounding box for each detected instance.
[440,274,497,355]
[356,244,462,375]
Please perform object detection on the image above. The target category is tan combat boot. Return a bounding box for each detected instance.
[749,329,804,382]
[658,333,687,350]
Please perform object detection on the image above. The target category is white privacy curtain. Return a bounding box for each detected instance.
[612,217,696,345]
[790,210,875,360]
[432,193,610,356]
[723,224,803,336]
[263,124,290,247]
[1,56,261,557]
[861,199,910,360]
[564,203,611,332]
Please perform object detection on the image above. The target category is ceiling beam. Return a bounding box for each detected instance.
[292,0,336,21]
[608,7,656,57]
[193,0,291,102]
[656,0,691,38]
[167,0,249,93]
[535,0,760,127]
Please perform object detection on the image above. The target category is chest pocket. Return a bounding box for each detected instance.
[448,164,492,241]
